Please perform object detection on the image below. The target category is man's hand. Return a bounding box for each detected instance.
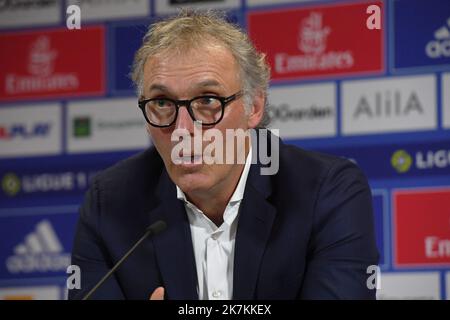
[149,286,165,300]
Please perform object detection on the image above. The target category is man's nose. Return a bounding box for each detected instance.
[174,106,195,133]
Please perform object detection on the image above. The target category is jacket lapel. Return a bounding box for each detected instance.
[233,161,276,299]
[148,170,198,300]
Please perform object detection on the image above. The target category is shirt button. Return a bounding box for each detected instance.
[212,290,222,298]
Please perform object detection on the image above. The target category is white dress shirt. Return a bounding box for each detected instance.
[176,148,252,300]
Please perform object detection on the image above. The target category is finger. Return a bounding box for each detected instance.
[149,286,165,300]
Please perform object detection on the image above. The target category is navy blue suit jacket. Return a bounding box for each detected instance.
[69,137,379,300]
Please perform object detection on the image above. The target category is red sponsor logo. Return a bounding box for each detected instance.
[248,1,384,81]
[393,188,450,267]
[0,26,105,102]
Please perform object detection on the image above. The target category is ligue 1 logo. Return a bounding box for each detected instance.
[391,150,413,174]
[1,172,21,197]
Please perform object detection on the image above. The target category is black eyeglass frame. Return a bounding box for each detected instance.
[138,91,243,128]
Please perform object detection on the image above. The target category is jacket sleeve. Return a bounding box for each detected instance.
[299,158,379,299]
[68,176,125,300]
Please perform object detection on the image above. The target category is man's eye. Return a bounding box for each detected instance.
[155,99,168,107]
[199,97,216,105]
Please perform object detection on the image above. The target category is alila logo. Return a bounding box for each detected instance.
[353,90,423,119]
[6,220,70,274]
[391,149,413,173]
[426,17,450,59]
[1,172,21,196]
[275,12,354,74]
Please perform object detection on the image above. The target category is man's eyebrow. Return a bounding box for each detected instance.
[193,80,224,89]
[148,84,170,93]
[147,80,225,96]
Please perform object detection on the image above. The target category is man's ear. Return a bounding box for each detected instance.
[246,90,265,129]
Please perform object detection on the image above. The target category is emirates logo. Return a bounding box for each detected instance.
[28,36,58,77]
[298,12,330,55]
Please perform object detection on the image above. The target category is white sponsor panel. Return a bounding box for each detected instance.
[67,0,150,21]
[155,0,239,15]
[443,73,450,129]
[67,98,149,153]
[0,104,62,158]
[0,0,61,28]
[0,286,60,300]
[267,83,336,139]
[376,272,441,300]
[247,0,315,6]
[342,75,437,135]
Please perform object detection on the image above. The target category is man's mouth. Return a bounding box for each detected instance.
[179,154,202,164]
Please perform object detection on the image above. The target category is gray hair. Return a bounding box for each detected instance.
[130,10,271,127]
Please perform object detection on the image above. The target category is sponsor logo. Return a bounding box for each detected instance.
[67,98,150,153]
[72,116,145,138]
[416,149,450,170]
[0,104,61,158]
[0,171,96,197]
[0,26,105,101]
[95,119,144,130]
[1,172,21,197]
[73,117,91,138]
[5,36,79,96]
[275,12,354,75]
[425,17,450,59]
[0,0,60,28]
[248,1,384,81]
[267,83,336,138]
[391,148,450,173]
[342,75,436,135]
[353,91,423,119]
[391,150,413,173]
[0,122,51,140]
[425,236,450,259]
[6,220,70,273]
[393,0,450,70]
[267,103,332,122]
[393,188,450,267]
[315,140,450,180]
[0,0,57,11]
[0,286,61,300]
[68,0,149,20]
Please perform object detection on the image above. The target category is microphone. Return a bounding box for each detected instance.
[82,220,167,300]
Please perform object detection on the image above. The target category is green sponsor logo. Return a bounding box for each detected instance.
[391,149,413,173]
[2,173,21,197]
[73,117,91,138]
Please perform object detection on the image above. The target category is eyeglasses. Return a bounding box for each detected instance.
[138,91,243,127]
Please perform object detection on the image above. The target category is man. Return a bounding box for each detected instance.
[69,11,378,300]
